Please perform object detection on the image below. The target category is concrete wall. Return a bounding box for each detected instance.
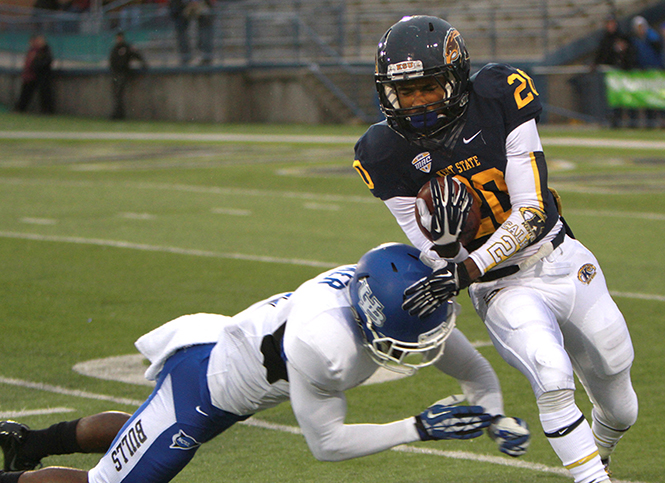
[0,65,591,124]
[0,66,340,124]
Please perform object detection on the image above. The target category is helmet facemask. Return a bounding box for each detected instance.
[379,71,468,149]
[350,275,458,375]
[359,301,457,375]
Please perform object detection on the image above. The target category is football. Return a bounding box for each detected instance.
[415,176,481,248]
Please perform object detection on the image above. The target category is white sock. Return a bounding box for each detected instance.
[539,394,609,483]
[592,408,630,460]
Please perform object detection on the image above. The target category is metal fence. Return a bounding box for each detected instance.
[0,0,649,69]
[2,0,661,124]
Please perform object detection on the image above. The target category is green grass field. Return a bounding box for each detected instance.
[0,112,663,482]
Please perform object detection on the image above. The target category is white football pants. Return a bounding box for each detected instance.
[469,235,638,431]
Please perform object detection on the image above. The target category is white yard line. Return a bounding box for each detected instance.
[567,209,665,221]
[0,376,144,407]
[1,230,663,302]
[0,408,75,418]
[0,231,338,269]
[0,178,376,204]
[1,130,665,150]
[0,131,360,144]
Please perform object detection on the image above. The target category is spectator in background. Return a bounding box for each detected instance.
[109,31,147,120]
[592,15,637,128]
[169,0,214,65]
[14,34,55,114]
[629,16,663,127]
[630,16,662,68]
[593,15,636,70]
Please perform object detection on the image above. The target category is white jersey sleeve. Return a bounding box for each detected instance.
[282,266,421,461]
[287,362,420,461]
[384,196,432,254]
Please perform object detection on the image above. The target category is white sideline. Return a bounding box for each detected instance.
[0,375,646,483]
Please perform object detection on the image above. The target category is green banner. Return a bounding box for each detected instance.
[605,69,665,109]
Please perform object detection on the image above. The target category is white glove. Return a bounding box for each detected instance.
[488,416,531,457]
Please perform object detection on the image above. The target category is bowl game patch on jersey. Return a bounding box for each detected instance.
[412,152,432,173]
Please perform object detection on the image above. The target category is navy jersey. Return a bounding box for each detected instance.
[354,63,559,252]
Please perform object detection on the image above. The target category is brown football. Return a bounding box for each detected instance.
[415,176,481,248]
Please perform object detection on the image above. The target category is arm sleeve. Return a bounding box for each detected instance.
[469,119,551,273]
[383,196,432,254]
[433,329,504,416]
[382,198,471,264]
[287,362,420,462]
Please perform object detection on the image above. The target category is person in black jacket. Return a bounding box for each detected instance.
[109,31,147,120]
[593,15,636,70]
[169,0,214,65]
[14,34,55,114]
[591,15,637,128]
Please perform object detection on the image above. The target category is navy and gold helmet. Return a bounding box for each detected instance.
[375,16,470,150]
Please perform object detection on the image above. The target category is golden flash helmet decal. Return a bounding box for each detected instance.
[444,28,465,64]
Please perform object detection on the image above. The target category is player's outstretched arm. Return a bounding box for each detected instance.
[288,366,422,462]
[402,259,476,318]
[289,366,492,462]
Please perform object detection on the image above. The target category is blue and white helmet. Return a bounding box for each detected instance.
[349,243,458,374]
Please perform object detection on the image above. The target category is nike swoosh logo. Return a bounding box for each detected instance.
[195,406,209,417]
[463,130,482,144]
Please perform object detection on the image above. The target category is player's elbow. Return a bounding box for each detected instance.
[305,434,352,462]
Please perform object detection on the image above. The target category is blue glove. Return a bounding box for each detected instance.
[403,261,472,318]
[415,396,492,441]
[488,416,531,457]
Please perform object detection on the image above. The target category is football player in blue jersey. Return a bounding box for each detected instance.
[353,15,637,483]
[0,244,530,483]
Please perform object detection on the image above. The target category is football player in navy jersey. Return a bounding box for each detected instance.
[354,15,637,483]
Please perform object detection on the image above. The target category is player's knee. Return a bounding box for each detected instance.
[594,392,638,430]
[532,345,575,394]
[537,389,576,414]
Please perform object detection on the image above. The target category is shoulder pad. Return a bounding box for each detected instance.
[471,64,524,99]
[470,63,542,129]
[354,122,419,200]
